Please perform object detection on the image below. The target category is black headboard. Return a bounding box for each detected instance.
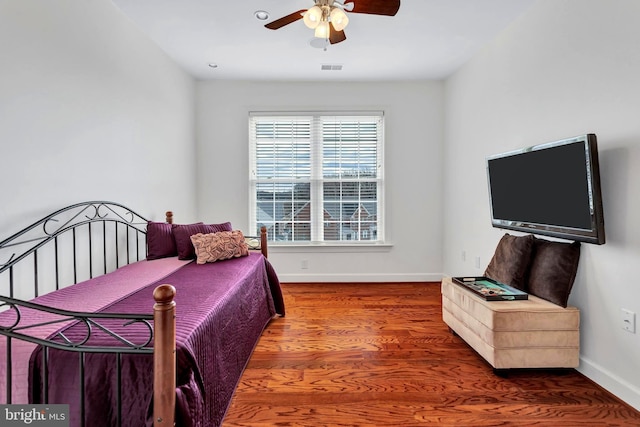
[0,201,148,299]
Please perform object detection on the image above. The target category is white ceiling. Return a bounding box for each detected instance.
[111,0,536,81]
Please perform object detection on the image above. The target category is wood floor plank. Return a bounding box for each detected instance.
[224,282,640,426]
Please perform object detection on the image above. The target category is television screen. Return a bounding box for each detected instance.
[486,134,605,244]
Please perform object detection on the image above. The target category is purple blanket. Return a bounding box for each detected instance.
[30,253,284,427]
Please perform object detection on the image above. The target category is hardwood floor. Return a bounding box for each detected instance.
[224,282,640,426]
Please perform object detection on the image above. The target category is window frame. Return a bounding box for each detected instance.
[249,111,385,246]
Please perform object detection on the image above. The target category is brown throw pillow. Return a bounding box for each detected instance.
[190,230,249,264]
[484,233,534,291]
[527,237,581,307]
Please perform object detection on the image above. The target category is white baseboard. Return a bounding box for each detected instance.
[278,272,444,283]
[578,356,640,411]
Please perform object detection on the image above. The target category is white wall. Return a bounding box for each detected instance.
[443,0,640,410]
[0,0,197,238]
[196,80,444,282]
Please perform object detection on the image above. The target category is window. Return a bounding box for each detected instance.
[249,112,384,244]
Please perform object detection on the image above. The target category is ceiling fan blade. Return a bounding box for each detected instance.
[329,24,347,44]
[264,9,306,30]
[346,0,400,16]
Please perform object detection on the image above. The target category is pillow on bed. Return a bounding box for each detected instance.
[146,221,177,260]
[173,222,232,260]
[527,237,581,307]
[190,230,249,264]
[484,233,534,291]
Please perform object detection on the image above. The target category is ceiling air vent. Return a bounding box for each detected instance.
[321,64,343,71]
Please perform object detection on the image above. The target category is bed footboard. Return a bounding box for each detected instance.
[1,284,178,427]
[153,284,176,427]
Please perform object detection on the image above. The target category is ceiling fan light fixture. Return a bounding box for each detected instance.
[314,21,330,39]
[329,7,349,31]
[303,6,322,29]
[265,0,400,46]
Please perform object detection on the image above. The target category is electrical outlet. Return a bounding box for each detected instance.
[461,250,466,262]
[622,309,636,333]
[475,256,481,269]
[301,259,309,270]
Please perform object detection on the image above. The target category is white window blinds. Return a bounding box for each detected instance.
[249,112,384,244]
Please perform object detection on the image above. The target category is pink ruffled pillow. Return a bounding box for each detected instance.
[190,231,249,264]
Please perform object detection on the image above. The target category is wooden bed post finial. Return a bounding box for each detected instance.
[153,284,176,427]
[260,226,268,258]
[165,211,173,224]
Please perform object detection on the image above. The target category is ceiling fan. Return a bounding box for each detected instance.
[264,0,401,45]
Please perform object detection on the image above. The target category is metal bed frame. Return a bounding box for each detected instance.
[0,201,176,426]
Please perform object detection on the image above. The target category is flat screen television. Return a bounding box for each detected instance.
[486,134,605,244]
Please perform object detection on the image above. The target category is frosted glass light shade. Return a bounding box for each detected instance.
[303,6,322,29]
[330,8,349,31]
[314,21,330,39]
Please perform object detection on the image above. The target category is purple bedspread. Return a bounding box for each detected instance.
[30,253,284,427]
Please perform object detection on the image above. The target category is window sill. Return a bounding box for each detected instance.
[267,242,394,254]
